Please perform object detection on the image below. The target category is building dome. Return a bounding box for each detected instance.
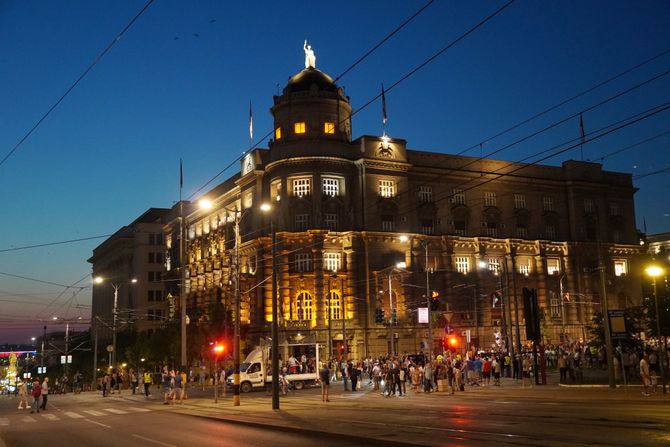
[284,67,339,94]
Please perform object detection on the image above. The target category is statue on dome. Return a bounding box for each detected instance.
[304,40,316,69]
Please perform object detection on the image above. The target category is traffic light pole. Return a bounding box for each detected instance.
[388,273,394,356]
[422,241,432,360]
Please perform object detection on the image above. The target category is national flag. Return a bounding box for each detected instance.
[381,83,387,125]
[579,113,585,145]
[249,100,253,144]
[179,158,183,189]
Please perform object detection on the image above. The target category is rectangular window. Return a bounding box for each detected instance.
[584,199,595,213]
[420,219,434,235]
[381,217,395,232]
[156,252,163,264]
[614,260,627,276]
[612,230,621,243]
[323,252,341,272]
[487,257,501,274]
[293,178,311,197]
[547,258,561,275]
[324,213,338,230]
[324,122,335,134]
[148,252,155,263]
[484,221,497,237]
[379,180,395,198]
[295,214,310,231]
[455,256,470,274]
[322,177,340,197]
[149,233,155,245]
[148,271,154,282]
[545,224,557,240]
[514,194,526,209]
[148,290,155,302]
[609,203,620,216]
[516,224,528,239]
[418,186,433,202]
[518,260,531,276]
[294,121,306,134]
[453,220,466,236]
[542,196,554,212]
[484,192,497,207]
[549,291,561,318]
[271,179,282,202]
[155,290,163,301]
[452,189,465,205]
[295,253,312,273]
[275,127,282,140]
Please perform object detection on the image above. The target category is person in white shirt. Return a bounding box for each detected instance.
[640,354,651,396]
[40,377,49,410]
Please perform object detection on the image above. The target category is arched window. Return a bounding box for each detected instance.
[295,291,313,321]
[327,291,341,320]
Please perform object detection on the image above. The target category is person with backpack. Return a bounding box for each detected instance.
[30,380,42,413]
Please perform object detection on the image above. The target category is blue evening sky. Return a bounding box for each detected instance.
[1,0,669,343]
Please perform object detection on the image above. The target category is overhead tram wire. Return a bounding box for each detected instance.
[634,165,670,180]
[0,234,112,253]
[188,0,516,200]
[588,130,670,162]
[0,0,156,170]
[455,47,670,156]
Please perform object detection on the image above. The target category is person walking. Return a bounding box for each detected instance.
[30,380,42,413]
[17,381,28,410]
[349,362,358,392]
[40,377,49,410]
[423,363,434,393]
[131,369,139,395]
[341,359,349,391]
[173,369,183,403]
[162,367,172,405]
[640,353,651,397]
[143,370,153,397]
[319,362,330,402]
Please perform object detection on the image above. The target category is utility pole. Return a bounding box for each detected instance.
[92,319,98,390]
[233,211,241,406]
[41,324,46,368]
[597,238,616,388]
[270,219,279,410]
[112,284,119,369]
[388,273,394,356]
[179,200,187,371]
[340,274,347,360]
[423,241,432,359]
[327,277,332,361]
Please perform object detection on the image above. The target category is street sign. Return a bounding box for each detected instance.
[60,355,73,364]
[608,310,628,340]
[37,367,45,374]
[443,311,453,323]
[418,307,428,324]
[106,345,114,353]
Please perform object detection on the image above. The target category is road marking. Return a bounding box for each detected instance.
[21,416,36,423]
[103,408,128,414]
[131,434,177,447]
[64,411,85,419]
[0,418,8,426]
[41,413,59,421]
[126,406,151,412]
[85,419,111,428]
[83,410,105,417]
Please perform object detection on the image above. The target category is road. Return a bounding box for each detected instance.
[1,379,669,446]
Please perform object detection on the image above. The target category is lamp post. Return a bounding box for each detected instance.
[386,262,406,357]
[261,202,279,410]
[93,276,137,370]
[399,235,432,359]
[179,200,187,373]
[646,265,667,394]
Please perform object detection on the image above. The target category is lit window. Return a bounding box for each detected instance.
[295,292,313,321]
[547,258,561,275]
[275,127,282,140]
[323,252,341,272]
[327,291,342,320]
[452,189,465,205]
[487,257,501,273]
[614,260,627,276]
[324,213,338,230]
[295,214,310,231]
[271,179,282,202]
[584,199,595,213]
[294,253,312,273]
[549,291,561,318]
[514,194,526,209]
[419,186,433,202]
[294,122,306,134]
[324,122,335,134]
[293,178,311,197]
[518,260,531,276]
[484,192,497,207]
[455,256,470,274]
[543,196,554,212]
[322,177,340,197]
[379,180,395,198]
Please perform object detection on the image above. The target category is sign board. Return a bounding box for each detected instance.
[608,310,628,340]
[60,355,73,364]
[418,307,429,324]
[443,311,454,323]
[37,367,45,374]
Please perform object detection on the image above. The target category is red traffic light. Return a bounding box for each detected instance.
[448,337,458,347]
[212,343,225,355]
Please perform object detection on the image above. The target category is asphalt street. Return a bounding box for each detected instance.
[1,379,669,446]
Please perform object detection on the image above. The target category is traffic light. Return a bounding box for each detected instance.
[211,342,225,357]
[430,290,440,311]
[374,308,385,323]
[443,335,459,352]
[391,309,397,324]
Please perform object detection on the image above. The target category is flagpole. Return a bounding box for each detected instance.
[179,159,187,371]
[249,100,253,146]
[579,113,585,161]
[381,83,387,137]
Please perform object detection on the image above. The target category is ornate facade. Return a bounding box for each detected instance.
[167,60,644,359]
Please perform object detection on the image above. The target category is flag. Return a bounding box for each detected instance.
[579,113,585,145]
[179,158,183,189]
[381,83,387,125]
[249,100,253,144]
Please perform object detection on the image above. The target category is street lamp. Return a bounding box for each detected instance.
[646,264,667,394]
[260,202,279,410]
[93,276,137,370]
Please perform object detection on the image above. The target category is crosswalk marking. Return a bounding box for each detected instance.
[64,411,85,419]
[41,413,59,421]
[126,407,150,413]
[0,418,8,426]
[103,408,128,414]
[21,416,36,423]
[83,410,105,416]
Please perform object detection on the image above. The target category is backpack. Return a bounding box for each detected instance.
[32,384,42,398]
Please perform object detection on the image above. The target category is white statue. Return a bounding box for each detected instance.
[304,40,316,69]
